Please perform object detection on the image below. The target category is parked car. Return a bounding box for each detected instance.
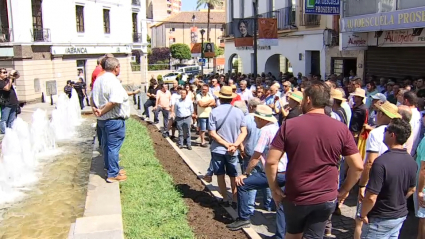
[175,66,200,76]
[163,72,188,83]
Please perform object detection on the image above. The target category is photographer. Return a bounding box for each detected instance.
[0,69,20,134]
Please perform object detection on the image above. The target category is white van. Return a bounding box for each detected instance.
[175,66,200,75]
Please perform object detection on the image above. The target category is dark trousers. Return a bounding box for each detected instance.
[144,99,157,121]
[78,94,84,109]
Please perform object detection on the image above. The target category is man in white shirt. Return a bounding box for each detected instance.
[91,57,129,183]
[355,101,402,239]
[168,86,182,139]
[402,91,422,156]
[236,80,253,103]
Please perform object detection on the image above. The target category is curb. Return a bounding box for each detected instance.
[148,119,262,239]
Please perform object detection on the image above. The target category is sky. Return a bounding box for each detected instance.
[181,0,198,11]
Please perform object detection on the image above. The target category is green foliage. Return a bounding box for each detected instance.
[147,34,151,48]
[157,74,163,81]
[215,44,224,56]
[233,59,239,69]
[120,119,194,239]
[196,0,222,10]
[170,43,191,63]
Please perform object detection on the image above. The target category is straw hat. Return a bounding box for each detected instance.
[288,91,303,103]
[214,86,237,99]
[331,89,346,101]
[231,84,237,89]
[350,88,366,98]
[252,105,277,123]
[374,101,401,119]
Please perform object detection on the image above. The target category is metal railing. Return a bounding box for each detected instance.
[132,0,140,6]
[300,14,321,26]
[133,33,142,43]
[31,28,51,42]
[0,28,12,42]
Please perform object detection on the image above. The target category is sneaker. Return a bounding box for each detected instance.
[178,145,184,149]
[187,145,192,150]
[324,233,336,238]
[200,143,208,148]
[226,218,251,231]
[106,174,127,183]
[162,132,169,138]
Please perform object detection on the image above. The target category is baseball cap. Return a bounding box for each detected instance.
[371,93,387,102]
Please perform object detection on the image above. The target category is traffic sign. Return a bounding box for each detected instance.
[198,58,206,66]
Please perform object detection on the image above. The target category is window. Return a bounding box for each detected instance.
[103,9,110,34]
[76,5,85,33]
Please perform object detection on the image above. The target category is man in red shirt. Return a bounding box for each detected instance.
[91,57,104,90]
[265,81,364,239]
[231,85,242,105]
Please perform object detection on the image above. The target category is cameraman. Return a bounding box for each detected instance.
[0,69,20,134]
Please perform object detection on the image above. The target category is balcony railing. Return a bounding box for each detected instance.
[132,0,140,6]
[31,28,51,42]
[133,33,142,43]
[223,6,296,37]
[300,14,321,26]
[0,28,12,42]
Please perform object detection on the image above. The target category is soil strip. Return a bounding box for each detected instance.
[136,118,247,238]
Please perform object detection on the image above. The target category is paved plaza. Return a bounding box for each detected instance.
[132,96,418,238]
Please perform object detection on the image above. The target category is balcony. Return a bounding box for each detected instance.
[300,14,321,26]
[223,6,296,37]
[133,33,142,43]
[31,28,51,42]
[343,0,423,17]
[132,0,140,6]
[0,28,12,42]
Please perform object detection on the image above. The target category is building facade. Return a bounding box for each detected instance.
[335,0,425,80]
[146,0,181,22]
[0,0,148,102]
[223,0,338,77]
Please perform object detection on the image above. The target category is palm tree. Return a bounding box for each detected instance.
[196,0,222,42]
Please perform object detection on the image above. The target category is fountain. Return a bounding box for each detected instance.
[0,91,83,205]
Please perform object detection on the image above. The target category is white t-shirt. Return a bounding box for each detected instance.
[408,107,422,155]
[365,125,388,162]
[170,93,181,106]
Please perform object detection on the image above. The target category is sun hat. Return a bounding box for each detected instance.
[231,84,237,89]
[350,88,366,98]
[371,93,387,102]
[288,91,303,103]
[330,89,346,101]
[252,105,277,123]
[374,101,401,119]
[214,86,237,99]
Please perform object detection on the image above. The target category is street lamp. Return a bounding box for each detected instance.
[200,28,205,76]
[253,0,258,77]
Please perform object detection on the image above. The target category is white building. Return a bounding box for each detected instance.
[223,0,339,78]
[0,0,148,102]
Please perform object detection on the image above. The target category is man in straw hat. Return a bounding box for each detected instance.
[265,80,364,239]
[277,90,303,125]
[354,100,402,239]
[350,88,368,142]
[227,105,287,238]
[208,86,247,206]
[357,118,416,239]
[330,89,348,125]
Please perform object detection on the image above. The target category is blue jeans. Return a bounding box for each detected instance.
[96,120,102,147]
[276,196,286,239]
[238,172,286,220]
[361,216,406,239]
[1,106,17,134]
[176,116,191,146]
[143,99,157,121]
[241,156,272,212]
[98,119,126,178]
[155,106,169,133]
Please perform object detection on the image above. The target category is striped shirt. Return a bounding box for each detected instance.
[254,122,287,172]
[92,72,130,120]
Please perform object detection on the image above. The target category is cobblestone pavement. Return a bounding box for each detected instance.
[133,96,418,238]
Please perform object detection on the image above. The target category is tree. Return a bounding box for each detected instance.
[147,34,151,48]
[170,43,191,64]
[196,0,222,41]
[214,44,224,56]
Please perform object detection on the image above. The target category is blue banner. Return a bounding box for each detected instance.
[305,0,340,15]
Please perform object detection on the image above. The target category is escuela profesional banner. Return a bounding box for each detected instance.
[258,18,278,46]
[305,0,340,15]
[233,18,254,47]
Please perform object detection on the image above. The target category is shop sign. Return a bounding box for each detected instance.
[341,6,425,32]
[305,0,340,15]
[236,46,271,50]
[339,32,368,51]
[377,28,425,47]
[51,46,131,55]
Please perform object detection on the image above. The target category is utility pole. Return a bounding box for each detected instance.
[200,29,205,76]
[253,0,258,77]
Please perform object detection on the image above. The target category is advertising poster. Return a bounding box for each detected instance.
[203,43,215,58]
[233,18,254,47]
[305,0,340,15]
[258,18,278,46]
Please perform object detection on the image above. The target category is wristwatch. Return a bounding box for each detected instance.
[358,185,366,188]
[243,172,250,177]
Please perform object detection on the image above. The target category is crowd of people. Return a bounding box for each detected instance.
[142,71,425,238]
